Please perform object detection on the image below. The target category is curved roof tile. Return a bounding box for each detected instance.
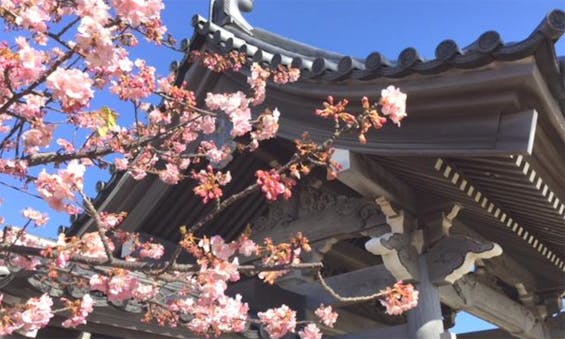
[190,9,565,82]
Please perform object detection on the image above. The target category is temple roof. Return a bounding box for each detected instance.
[190,9,565,109]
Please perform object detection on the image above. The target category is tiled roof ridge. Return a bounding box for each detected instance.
[190,9,565,82]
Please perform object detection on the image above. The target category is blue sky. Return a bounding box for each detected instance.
[1,0,563,335]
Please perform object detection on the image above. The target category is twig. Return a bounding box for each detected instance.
[316,270,386,303]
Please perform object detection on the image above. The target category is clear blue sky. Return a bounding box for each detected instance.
[1,0,563,335]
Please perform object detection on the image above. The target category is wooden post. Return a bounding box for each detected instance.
[407,256,445,339]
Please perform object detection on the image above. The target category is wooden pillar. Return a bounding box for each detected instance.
[407,256,445,339]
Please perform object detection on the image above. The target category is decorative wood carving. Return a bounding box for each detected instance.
[365,196,420,281]
[427,235,502,285]
[251,185,384,239]
[365,233,419,281]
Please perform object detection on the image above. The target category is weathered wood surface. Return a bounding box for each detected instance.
[333,324,408,339]
[440,275,550,339]
[250,187,387,244]
[452,219,538,292]
[335,150,416,212]
[406,256,444,339]
[289,264,396,307]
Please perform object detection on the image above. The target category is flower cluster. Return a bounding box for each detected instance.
[61,294,95,328]
[190,50,247,73]
[258,233,310,284]
[22,207,49,227]
[314,304,338,327]
[380,281,419,315]
[35,160,86,214]
[46,68,94,112]
[256,169,296,201]
[90,271,158,303]
[0,0,413,334]
[192,166,232,203]
[380,85,407,126]
[315,87,407,143]
[258,305,297,339]
[0,294,53,335]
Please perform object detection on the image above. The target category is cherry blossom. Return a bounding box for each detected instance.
[256,169,295,201]
[314,304,338,328]
[192,166,232,203]
[22,125,55,153]
[0,0,414,333]
[20,294,54,333]
[380,281,419,315]
[22,208,49,227]
[112,0,164,27]
[238,238,258,257]
[379,85,407,126]
[35,160,86,213]
[46,68,94,112]
[298,324,322,339]
[139,242,165,259]
[62,294,95,328]
[258,305,297,339]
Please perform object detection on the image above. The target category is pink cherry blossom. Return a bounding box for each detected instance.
[20,294,53,332]
[112,0,164,27]
[75,0,110,23]
[22,207,49,226]
[258,305,297,339]
[89,274,109,293]
[111,59,156,101]
[380,281,419,315]
[131,282,159,301]
[314,304,338,327]
[21,125,55,153]
[238,238,258,257]
[62,294,95,328]
[46,68,94,112]
[298,324,322,339]
[99,212,127,229]
[247,63,270,105]
[379,85,407,126]
[16,37,45,82]
[17,94,47,120]
[139,242,165,259]
[14,5,50,32]
[210,235,237,260]
[80,232,114,259]
[192,166,232,203]
[256,170,295,201]
[11,255,41,270]
[56,251,70,268]
[253,108,280,141]
[158,163,180,185]
[35,160,85,213]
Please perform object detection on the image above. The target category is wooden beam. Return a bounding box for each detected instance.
[304,309,388,336]
[334,150,416,212]
[451,219,538,292]
[276,107,539,156]
[439,275,550,339]
[406,256,445,339]
[285,263,549,339]
[457,329,516,339]
[250,187,387,245]
[288,265,396,307]
[333,325,408,339]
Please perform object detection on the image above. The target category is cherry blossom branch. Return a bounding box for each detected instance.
[0,243,322,274]
[78,191,115,264]
[0,50,75,115]
[315,270,386,303]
